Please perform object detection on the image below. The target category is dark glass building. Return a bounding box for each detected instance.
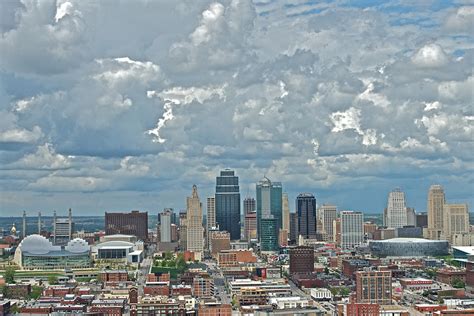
[215,169,241,240]
[289,212,298,244]
[296,193,317,239]
[105,210,148,241]
[256,177,282,251]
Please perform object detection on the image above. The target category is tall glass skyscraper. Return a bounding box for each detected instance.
[296,193,317,239]
[256,176,282,251]
[215,169,241,240]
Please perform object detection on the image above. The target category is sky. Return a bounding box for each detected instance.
[0,0,473,217]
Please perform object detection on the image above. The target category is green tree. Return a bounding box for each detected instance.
[324,267,330,274]
[48,275,58,285]
[177,256,186,270]
[452,277,465,289]
[164,251,173,260]
[4,266,15,284]
[29,286,43,299]
[340,288,350,296]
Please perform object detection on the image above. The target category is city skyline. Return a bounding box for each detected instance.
[0,1,472,216]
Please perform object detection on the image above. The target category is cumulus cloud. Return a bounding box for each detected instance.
[412,43,449,68]
[0,0,472,213]
[444,6,474,33]
[16,143,71,170]
[146,85,226,143]
[0,126,43,144]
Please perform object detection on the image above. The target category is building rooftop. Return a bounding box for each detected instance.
[371,238,447,243]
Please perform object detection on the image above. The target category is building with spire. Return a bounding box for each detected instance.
[187,185,204,258]
[22,211,26,239]
[215,169,241,240]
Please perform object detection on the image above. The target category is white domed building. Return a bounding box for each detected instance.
[14,235,91,269]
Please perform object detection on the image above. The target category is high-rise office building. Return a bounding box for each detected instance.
[282,193,290,232]
[207,197,216,229]
[53,209,74,245]
[160,209,172,243]
[256,176,282,251]
[318,204,337,242]
[386,189,407,229]
[289,213,298,244]
[427,185,446,240]
[207,197,216,250]
[187,185,204,254]
[443,204,469,243]
[289,246,314,275]
[105,210,148,241]
[333,218,341,246]
[356,270,392,305]
[243,197,256,215]
[215,169,241,240]
[244,212,257,241]
[296,193,317,239]
[406,207,416,226]
[340,211,364,249]
[179,212,187,250]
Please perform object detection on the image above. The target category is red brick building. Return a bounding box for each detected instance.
[289,246,314,275]
[437,269,466,286]
[218,250,257,267]
[143,282,170,296]
[347,303,379,316]
[197,302,232,316]
[100,270,128,282]
[355,270,392,305]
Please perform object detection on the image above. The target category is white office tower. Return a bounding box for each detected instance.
[318,205,337,242]
[340,211,364,249]
[160,209,172,243]
[386,189,408,228]
[187,185,204,257]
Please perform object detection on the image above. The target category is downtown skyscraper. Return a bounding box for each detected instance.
[296,193,317,239]
[215,169,241,240]
[427,184,446,240]
[340,211,364,249]
[385,188,408,229]
[256,176,282,251]
[187,185,204,256]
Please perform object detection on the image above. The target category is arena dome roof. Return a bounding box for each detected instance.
[18,234,60,255]
[65,238,90,253]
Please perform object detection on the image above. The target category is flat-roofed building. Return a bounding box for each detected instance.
[356,270,392,305]
[105,211,148,241]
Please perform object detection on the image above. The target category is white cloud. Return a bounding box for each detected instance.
[17,143,71,169]
[0,126,42,143]
[411,43,449,68]
[444,6,474,32]
[146,85,226,143]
